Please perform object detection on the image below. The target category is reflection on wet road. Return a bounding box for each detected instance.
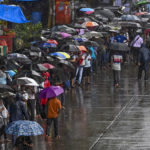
[2,64,150,150]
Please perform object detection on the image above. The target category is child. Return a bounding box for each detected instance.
[45,97,62,141]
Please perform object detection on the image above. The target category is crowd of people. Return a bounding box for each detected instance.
[0,6,150,150]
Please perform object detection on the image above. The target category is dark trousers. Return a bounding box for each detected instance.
[132,47,140,64]
[46,118,58,137]
[138,65,149,80]
[27,99,35,121]
[113,70,120,85]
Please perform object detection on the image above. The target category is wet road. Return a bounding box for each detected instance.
[2,63,150,150]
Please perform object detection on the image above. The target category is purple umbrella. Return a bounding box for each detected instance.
[60,32,72,38]
[39,86,64,99]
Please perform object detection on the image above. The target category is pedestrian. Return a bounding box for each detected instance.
[73,51,86,86]
[9,93,29,145]
[130,29,143,64]
[27,87,36,121]
[45,97,62,141]
[0,99,10,142]
[83,51,92,84]
[0,66,11,85]
[138,43,150,80]
[111,51,123,88]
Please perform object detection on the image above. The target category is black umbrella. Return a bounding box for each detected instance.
[95,7,115,19]
[0,84,13,93]
[81,41,99,47]
[70,23,86,29]
[61,44,79,52]
[110,43,130,52]
[76,17,91,24]
[121,15,141,22]
[58,60,75,70]
[119,22,141,28]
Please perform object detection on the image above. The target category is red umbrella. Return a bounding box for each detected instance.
[42,63,55,69]
[135,12,147,16]
[47,39,58,45]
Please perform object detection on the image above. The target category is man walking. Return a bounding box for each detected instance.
[138,43,150,80]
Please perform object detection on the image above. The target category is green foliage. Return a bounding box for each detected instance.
[15,23,42,48]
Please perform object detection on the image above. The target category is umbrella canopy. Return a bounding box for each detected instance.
[5,70,16,77]
[82,21,99,28]
[5,120,44,136]
[50,52,70,59]
[76,17,91,24]
[39,42,57,48]
[95,7,115,19]
[135,12,148,16]
[7,53,31,64]
[110,43,130,52]
[61,44,79,52]
[80,8,94,12]
[59,60,75,69]
[39,86,64,99]
[119,22,141,28]
[47,39,58,45]
[37,64,48,72]
[17,77,39,86]
[83,31,103,38]
[78,46,88,52]
[136,0,150,5]
[41,63,55,69]
[81,41,99,47]
[121,15,141,21]
[0,84,13,93]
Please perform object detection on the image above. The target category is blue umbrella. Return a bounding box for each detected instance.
[39,43,57,48]
[5,70,16,77]
[49,52,66,59]
[5,120,44,136]
[80,8,94,12]
[75,37,88,43]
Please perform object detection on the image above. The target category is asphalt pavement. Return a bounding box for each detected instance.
[1,63,150,150]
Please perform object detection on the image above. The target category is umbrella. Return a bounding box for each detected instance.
[110,43,130,52]
[74,37,88,42]
[76,17,91,24]
[135,12,148,16]
[47,39,58,45]
[82,21,99,28]
[119,22,141,28]
[71,23,86,29]
[81,41,99,47]
[7,53,31,64]
[5,70,16,77]
[46,56,55,62]
[61,44,79,52]
[17,77,39,86]
[0,84,13,93]
[121,15,141,21]
[41,63,55,69]
[39,86,64,99]
[83,31,103,38]
[50,25,76,34]
[136,0,150,5]
[50,52,70,59]
[78,46,88,52]
[80,8,94,12]
[59,60,75,69]
[5,120,44,136]
[39,42,57,48]
[37,64,48,72]
[95,7,115,19]
[59,32,72,38]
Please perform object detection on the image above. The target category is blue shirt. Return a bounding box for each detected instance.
[115,35,127,43]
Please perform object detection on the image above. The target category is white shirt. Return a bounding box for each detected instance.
[84,54,91,68]
[112,55,123,71]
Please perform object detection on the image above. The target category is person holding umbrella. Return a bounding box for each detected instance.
[39,86,63,141]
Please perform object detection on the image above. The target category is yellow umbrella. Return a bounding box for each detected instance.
[57,52,70,59]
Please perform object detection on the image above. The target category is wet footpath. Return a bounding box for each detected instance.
[2,63,150,150]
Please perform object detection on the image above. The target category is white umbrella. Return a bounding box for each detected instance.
[18,77,39,86]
